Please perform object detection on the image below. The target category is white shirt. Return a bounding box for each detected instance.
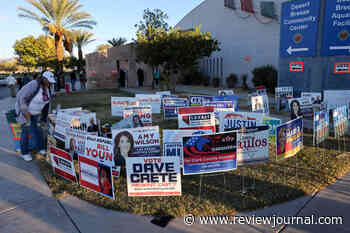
[28,88,50,115]
[7,75,16,85]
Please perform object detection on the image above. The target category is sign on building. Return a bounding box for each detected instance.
[280,0,321,57]
[334,63,350,74]
[289,62,304,72]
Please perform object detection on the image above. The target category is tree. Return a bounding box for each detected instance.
[17,0,97,80]
[135,8,169,35]
[72,30,95,71]
[0,59,18,72]
[107,37,127,47]
[13,35,56,68]
[95,44,112,53]
[136,25,220,91]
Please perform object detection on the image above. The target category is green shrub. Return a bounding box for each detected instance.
[212,77,220,88]
[252,65,277,93]
[183,69,208,86]
[226,73,238,88]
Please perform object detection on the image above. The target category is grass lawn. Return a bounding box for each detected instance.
[36,88,350,217]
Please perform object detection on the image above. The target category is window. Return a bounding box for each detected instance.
[224,0,236,10]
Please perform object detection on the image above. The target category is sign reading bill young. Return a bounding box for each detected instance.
[126,156,181,196]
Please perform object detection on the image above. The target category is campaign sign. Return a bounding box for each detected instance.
[135,94,162,114]
[251,95,269,114]
[321,0,350,56]
[301,92,322,105]
[333,105,348,138]
[112,126,161,161]
[334,63,350,74]
[65,128,87,158]
[218,90,234,96]
[288,97,314,117]
[313,109,330,145]
[126,157,181,196]
[189,95,212,106]
[111,97,139,116]
[210,96,239,111]
[123,106,152,126]
[276,117,303,160]
[280,0,321,57]
[263,116,282,143]
[275,87,294,111]
[78,155,115,199]
[156,91,171,96]
[289,62,304,72]
[237,126,270,166]
[218,111,264,132]
[50,146,77,183]
[163,129,212,167]
[55,110,96,141]
[163,98,189,119]
[178,106,216,132]
[182,131,237,175]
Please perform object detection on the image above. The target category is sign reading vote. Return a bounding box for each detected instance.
[322,0,350,56]
[280,0,321,57]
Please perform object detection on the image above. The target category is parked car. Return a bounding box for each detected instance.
[0,76,8,86]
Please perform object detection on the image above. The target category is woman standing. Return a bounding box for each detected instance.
[15,71,56,161]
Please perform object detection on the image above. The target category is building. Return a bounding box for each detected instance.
[176,0,285,87]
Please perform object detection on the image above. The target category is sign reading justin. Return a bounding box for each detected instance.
[50,146,77,183]
[276,117,303,161]
[178,106,216,132]
[182,131,237,175]
[123,106,152,126]
[126,157,181,196]
[237,126,269,165]
[112,126,161,166]
[218,111,264,132]
[111,97,139,116]
[79,135,115,199]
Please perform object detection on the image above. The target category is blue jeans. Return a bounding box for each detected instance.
[20,115,44,155]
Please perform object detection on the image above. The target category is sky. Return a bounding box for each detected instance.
[0,0,205,60]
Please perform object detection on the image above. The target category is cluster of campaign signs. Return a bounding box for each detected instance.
[46,88,349,199]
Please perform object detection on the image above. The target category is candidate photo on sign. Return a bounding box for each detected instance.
[290,100,301,120]
[114,131,134,166]
[98,164,113,198]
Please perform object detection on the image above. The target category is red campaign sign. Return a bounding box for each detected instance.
[289,62,304,72]
[50,147,77,183]
[334,63,350,74]
[178,106,214,114]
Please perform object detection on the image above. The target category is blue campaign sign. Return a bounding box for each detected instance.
[280,0,321,57]
[322,0,350,56]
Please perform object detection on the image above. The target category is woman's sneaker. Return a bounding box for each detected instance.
[21,154,32,162]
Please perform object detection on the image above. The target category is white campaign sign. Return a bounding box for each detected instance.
[111,97,139,116]
[163,129,212,167]
[126,157,181,196]
[136,94,162,114]
[123,106,152,126]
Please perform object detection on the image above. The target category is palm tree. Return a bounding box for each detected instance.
[18,0,97,68]
[107,37,127,47]
[72,30,95,71]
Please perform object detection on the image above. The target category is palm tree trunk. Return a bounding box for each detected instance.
[78,45,83,72]
[55,34,65,89]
